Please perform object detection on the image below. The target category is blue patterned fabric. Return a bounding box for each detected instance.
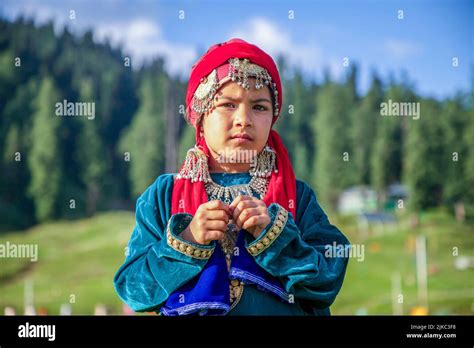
[230,219,291,302]
[114,172,350,315]
[160,244,230,316]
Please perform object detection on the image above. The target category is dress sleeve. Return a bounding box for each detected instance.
[243,180,350,310]
[113,174,215,312]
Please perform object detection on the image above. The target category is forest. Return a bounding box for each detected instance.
[1,17,473,231]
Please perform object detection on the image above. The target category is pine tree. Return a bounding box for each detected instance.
[441,97,469,218]
[118,66,167,197]
[75,78,106,215]
[404,99,444,213]
[463,103,474,218]
[351,74,383,184]
[289,71,315,182]
[312,82,354,210]
[0,78,37,227]
[27,76,62,222]
[370,85,406,203]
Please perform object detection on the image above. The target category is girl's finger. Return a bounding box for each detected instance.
[205,220,227,232]
[235,207,261,229]
[205,230,226,241]
[232,200,259,224]
[205,210,230,223]
[229,195,254,211]
[204,200,232,216]
[242,215,268,231]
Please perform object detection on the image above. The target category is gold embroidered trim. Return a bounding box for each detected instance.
[246,206,288,256]
[229,279,244,310]
[166,220,214,260]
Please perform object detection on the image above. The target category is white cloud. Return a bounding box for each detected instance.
[5,1,197,75]
[94,18,197,75]
[384,39,423,60]
[328,59,346,81]
[4,0,72,33]
[229,17,330,78]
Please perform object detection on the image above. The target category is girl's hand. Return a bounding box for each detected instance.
[230,195,270,239]
[180,200,232,245]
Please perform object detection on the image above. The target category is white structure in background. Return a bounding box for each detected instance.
[60,304,72,315]
[94,304,108,315]
[387,183,408,201]
[24,305,36,315]
[24,279,35,315]
[391,272,403,315]
[338,186,377,215]
[454,256,474,270]
[4,306,16,315]
[416,235,429,311]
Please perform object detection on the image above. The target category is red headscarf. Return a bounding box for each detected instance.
[172,38,296,218]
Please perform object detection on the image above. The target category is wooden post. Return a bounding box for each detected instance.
[415,235,428,311]
[24,279,35,315]
[391,272,403,315]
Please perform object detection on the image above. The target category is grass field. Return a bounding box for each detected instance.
[333,210,474,315]
[0,209,473,315]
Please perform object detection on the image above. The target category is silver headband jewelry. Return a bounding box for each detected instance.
[190,58,280,118]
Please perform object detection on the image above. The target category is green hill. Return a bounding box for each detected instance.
[0,211,134,315]
[0,209,472,315]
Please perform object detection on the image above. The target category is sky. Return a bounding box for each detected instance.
[1,0,472,99]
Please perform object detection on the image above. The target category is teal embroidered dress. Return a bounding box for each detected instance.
[114,173,350,315]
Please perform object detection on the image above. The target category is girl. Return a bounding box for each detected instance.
[114,38,350,316]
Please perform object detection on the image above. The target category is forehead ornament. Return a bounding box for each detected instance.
[191,58,279,117]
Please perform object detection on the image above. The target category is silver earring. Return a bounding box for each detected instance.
[249,145,278,178]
